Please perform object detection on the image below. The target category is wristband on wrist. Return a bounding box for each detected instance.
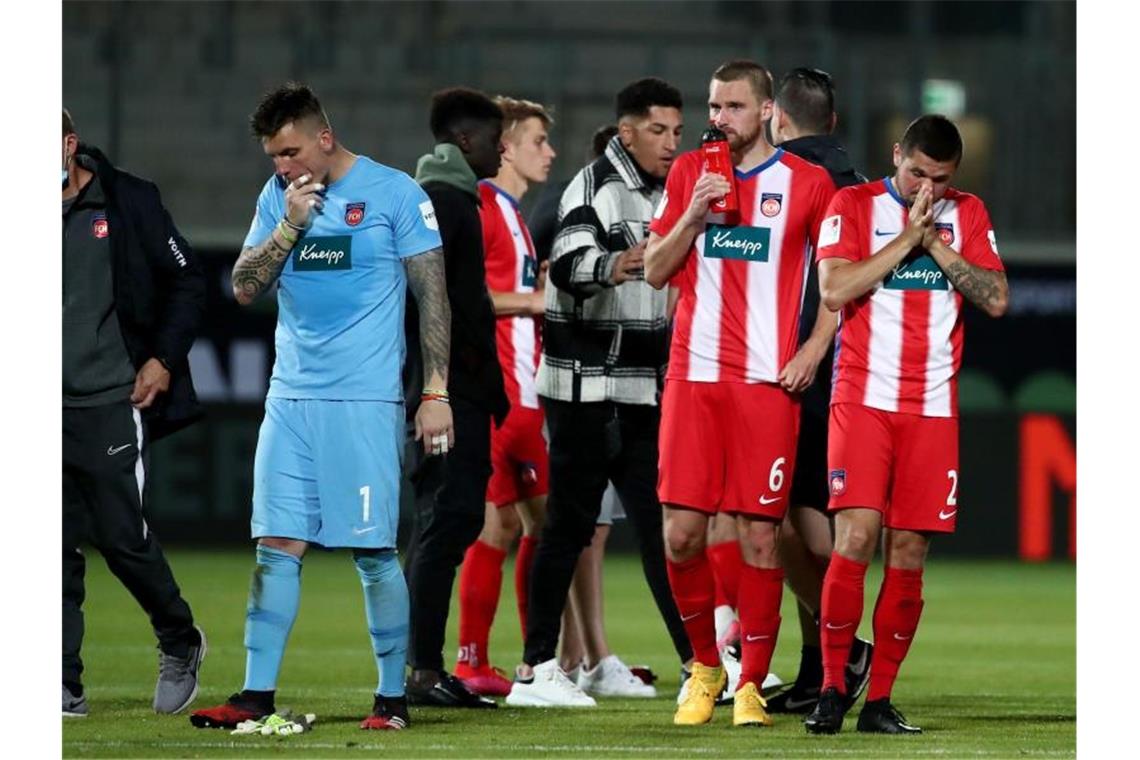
[421,394,450,405]
[276,220,298,245]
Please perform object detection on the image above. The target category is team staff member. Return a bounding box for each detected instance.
[806,115,1008,735]
[63,108,207,718]
[765,67,873,715]
[646,60,835,728]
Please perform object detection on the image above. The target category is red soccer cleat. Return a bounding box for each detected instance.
[454,662,513,697]
[360,694,409,731]
[189,693,270,729]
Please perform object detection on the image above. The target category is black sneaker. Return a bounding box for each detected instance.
[766,682,821,714]
[842,637,873,711]
[804,686,847,734]
[360,694,410,730]
[406,670,497,709]
[856,698,922,734]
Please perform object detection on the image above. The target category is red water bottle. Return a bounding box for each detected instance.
[700,122,737,214]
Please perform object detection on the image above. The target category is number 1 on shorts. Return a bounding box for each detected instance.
[359,485,371,523]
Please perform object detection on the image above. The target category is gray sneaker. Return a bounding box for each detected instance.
[153,625,207,714]
[63,684,88,718]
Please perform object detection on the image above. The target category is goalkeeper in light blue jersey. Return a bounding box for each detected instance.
[190,83,453,733]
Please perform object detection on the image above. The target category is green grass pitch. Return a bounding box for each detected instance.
[63,549,1074,758]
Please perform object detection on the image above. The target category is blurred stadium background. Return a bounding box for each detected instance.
[60,1,1075,755]
[62,0,1074,558]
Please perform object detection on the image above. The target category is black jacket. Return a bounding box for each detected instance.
[781,135,867,418]
[406,182,508,425]
[76,144,207,440]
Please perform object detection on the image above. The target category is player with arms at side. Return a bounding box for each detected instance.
[190,83,451,732]
[453,96,556,696]
[646,60,835,728]
[805,115,1007,735]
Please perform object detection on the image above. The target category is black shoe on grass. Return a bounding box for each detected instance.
[856,698,922,734]
[805,686,847,734]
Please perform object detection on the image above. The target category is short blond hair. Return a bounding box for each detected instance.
[494,96,553,143]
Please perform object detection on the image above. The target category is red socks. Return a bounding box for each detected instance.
[666,552,720,667]
[820,552,869,693]
[514,535,538,638]
[867,566,924,702]
[456,540,507,669]
[737,565,783,690]
[707,540,744,610]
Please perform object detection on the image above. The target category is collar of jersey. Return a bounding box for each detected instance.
[734,148,783,181]
[481,180,519,208]
[883,176,908,207]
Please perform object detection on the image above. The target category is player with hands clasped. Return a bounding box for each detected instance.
[805,115,1007,736]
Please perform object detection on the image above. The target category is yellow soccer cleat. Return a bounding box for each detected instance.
[733,681,774,727]
[674,662,726,726]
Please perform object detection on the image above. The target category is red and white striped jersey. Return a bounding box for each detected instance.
[650,149,835,384]
[816,179,1004,418]
[479,181,542,410]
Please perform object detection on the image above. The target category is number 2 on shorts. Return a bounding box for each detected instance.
[946,469,958,506]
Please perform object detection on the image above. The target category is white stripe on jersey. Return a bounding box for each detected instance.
[495,193,540,408]
[744,161,791,382]
[687,229,723,382]
[923,200,961,417]
[864,195,906,411]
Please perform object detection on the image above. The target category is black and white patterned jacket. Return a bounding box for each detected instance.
[536,136,669,405]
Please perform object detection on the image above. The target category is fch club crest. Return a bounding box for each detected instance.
[345,202,366,227]
[829,469,847,496]
[761,192,783,218]
[92,212,109,239]
[935,222,955,246]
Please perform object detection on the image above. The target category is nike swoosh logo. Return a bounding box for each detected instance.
[846,645,870,674]
[745,634,771,642]
[758,495,782,505]
[782,695,818,710]
[874,228,899,237]
[824,622,854,630]
[106,444,133,456]
[352,526,378,535]
[938,509,958,520]
[893,633,912,641]
[681,612,702,622]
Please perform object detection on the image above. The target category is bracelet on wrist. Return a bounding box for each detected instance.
[281,216,306,233]
[421,394,450,405]
[422,387,449,397]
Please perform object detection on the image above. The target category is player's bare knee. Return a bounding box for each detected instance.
[738,518,781,568]
[664,521,705,561]
[887,530,930,570]
[258,537,307,558]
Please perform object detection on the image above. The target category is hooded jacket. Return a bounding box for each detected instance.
[408,144,508,424]
[70,144,206,440]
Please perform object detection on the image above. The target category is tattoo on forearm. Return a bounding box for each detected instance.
[944,259,1006,312]
[232,233,294,303]
[404,248,451,384]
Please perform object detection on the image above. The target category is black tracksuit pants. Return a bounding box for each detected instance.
[62,401,197,688]
[403,396,492,672]
[522,397,692,667]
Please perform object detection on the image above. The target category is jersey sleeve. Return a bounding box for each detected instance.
[648,156,693,239]
[392,176,444,259]
[242,177,282,249]
[958,197,1004,272]
[816,188,864,263]
[806,170,838,249]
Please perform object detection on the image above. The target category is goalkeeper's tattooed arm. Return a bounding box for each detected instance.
[404,247,451,389]
[231,231,296,305]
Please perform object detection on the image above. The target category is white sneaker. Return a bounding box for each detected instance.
[761,671,784,695]
[577,655,656,698]
[505,660,597,707]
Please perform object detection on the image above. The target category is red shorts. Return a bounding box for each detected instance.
[486,405,549,508]
[658,379,799,519]
[827,403,960,533]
